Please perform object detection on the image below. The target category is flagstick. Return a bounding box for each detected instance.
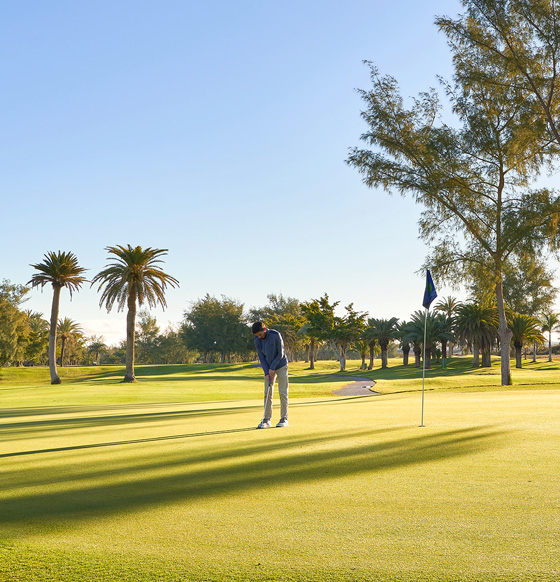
[421,269,436,428]
[420,306,427,427]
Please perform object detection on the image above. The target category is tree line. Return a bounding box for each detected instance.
[2,266,558,381]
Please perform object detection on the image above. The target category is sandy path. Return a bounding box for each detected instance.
[331,376,378,396]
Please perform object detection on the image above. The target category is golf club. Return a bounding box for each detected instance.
[263,376,272,423]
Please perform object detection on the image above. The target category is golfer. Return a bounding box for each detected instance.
[252,321,289,428]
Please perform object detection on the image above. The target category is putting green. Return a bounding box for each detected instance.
[0,382,559,581]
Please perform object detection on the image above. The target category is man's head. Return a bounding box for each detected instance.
[252,321,267,339]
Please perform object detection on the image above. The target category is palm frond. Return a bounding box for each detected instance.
[28,251,87,298]
[92,244,179,313]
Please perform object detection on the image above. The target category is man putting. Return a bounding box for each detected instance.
[252,321,289,428]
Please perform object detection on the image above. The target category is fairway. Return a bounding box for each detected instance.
[1,361,559,581]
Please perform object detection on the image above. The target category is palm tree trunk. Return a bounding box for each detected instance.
[532,341,537,363]
[549,332,553,362]
[124,290,137,382]
[380,342,388,368]
[515,344,522,368]
[368,341,375,370]
[381,349,388,368]
[424,346,432,369]
[403,345,409,366]
[49,285,61,384]
[473,344,480,368]
[413,347,421,367]
[60,338,66,367]
[309,337,315,370]
[481,339,491,367]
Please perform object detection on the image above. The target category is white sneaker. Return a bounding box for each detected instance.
[276,417,289,428]
[257,419,271,429]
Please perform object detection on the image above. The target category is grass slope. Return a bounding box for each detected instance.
[0,358,559,581]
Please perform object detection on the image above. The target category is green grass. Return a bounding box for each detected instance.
[0,361,355,407]
[341,355,560,394]
[1,358,559,581]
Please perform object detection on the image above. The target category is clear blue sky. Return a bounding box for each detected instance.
[1,0,517,345]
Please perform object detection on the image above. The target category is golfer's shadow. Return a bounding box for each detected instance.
[0,427,257,459]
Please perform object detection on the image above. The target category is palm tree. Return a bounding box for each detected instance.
[92,245,179,382]
[395,320,411,366]
[368,317,399,368]
[362,320,378,369]
[352,338,370,370]
[541,313,560,362]
[57,317,83,366]
[87,335,108,364]
[454,302,498,368]
[401,317,425,368]
[509,313,545,369]
[411,338,423,368]
[28,251,87,384]
[434,296,460,361]
[404,312,453,369]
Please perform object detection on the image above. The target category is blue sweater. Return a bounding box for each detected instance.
[254,329,288,375]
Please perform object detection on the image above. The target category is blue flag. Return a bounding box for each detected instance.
[422,269,437,309]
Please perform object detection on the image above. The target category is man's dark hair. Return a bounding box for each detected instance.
[251,321,265,334]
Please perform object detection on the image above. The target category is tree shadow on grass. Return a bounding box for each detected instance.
[0,398,365,443]
[132,363,254,376]
[0,419,509,531]
[0,395,388,456]
[63,368,350,387]
[0,394,380,438]
[0,403,259,437]
[0,363,262,387]
[0,426,258,458]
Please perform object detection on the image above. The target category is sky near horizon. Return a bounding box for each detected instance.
[5,0,550,346]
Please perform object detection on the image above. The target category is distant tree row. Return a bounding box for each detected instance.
[167,291,560,373]
[2,238,560,381]
[3,272,558,381]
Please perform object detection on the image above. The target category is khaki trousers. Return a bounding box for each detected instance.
[263,364,288,421]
